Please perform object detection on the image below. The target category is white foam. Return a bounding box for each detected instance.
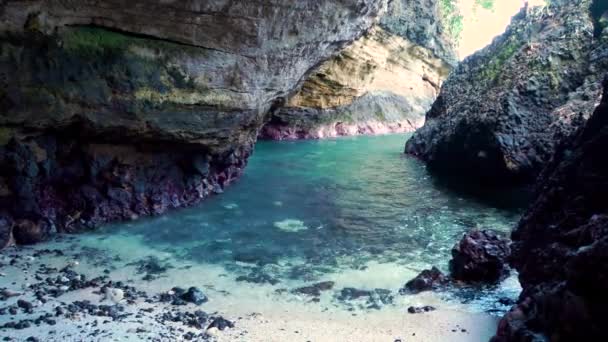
[273,219,308,232]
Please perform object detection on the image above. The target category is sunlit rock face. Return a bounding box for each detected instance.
[259,0,456,140]
[406,0,608,184]
[493,74,608,342]
[0,0,386,245]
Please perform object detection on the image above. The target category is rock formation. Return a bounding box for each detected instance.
[0,0,387,246]
[399,266,448,294]
[406,0,608,184]
[259,0,456,140]
[449,230,511,283]
[493,74,608,341]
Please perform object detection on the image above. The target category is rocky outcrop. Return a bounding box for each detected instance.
[399,266,448,294]
[406,0,608,184]
[493,75,608,341]
[0,0,387,245]
[450,230,511,283]
[259,0,455,140]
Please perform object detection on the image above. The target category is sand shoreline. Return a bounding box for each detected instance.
[0,235,505,341]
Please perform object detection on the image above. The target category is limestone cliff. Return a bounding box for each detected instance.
[406,0,608,184]
[0,0,386,246]
[259,0,455,140]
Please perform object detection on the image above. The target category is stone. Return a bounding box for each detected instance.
[180,287,208,305]
[407,305,436,314]
[12,220,49,245]
[337,287,372,301]
[105,288,124,303]
[207,317,234,331]
[449,230,510,283]
[400,267,449,294]
[292,281,335,297]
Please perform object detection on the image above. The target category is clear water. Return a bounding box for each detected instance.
[76,133,524,308]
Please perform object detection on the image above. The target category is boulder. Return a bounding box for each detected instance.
[400,267,449,294]
[12,219,50,245]
[449,230,511,283]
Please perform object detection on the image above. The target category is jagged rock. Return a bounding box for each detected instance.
[259,0,456,140]
[406,0,608,184]
[449,230,511,283]
[493,75,608,341]
[400,267,449,294]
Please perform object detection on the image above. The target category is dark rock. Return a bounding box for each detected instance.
[407,305,436,314]
[207,317,234,331]
[449,230,510,283]
[493,75,608,341]
[337,287,372,301]
[0,213,13,249]
[17,299,33,313]
[400,267,449,294]
[181,287,208,305]
[12,220,49,245]
[235,272,280,285]
[292,281,335,297]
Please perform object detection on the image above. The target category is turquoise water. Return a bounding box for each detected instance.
[92,134,523,290]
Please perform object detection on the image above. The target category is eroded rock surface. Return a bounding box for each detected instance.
[399,266,448,294]
[0,0,387,245]
[493,75,608,341]
[450,230,511,283]
[406,0,608,184]
[259,0,455,140]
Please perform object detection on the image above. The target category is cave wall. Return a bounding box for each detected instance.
[259,0,456,140]
[0,0,388,246]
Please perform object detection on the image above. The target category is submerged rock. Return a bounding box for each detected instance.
[400,266,449,294]
[493,75,608,341]
[449,230,511,283]
[181,287,208,305]
[236,272,280,286]
[292,281,335,297]
[0,214,13,249]
[161,287,208,305]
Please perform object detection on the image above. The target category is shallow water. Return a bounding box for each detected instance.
[0,134,528,341]
[69,134,524,311]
